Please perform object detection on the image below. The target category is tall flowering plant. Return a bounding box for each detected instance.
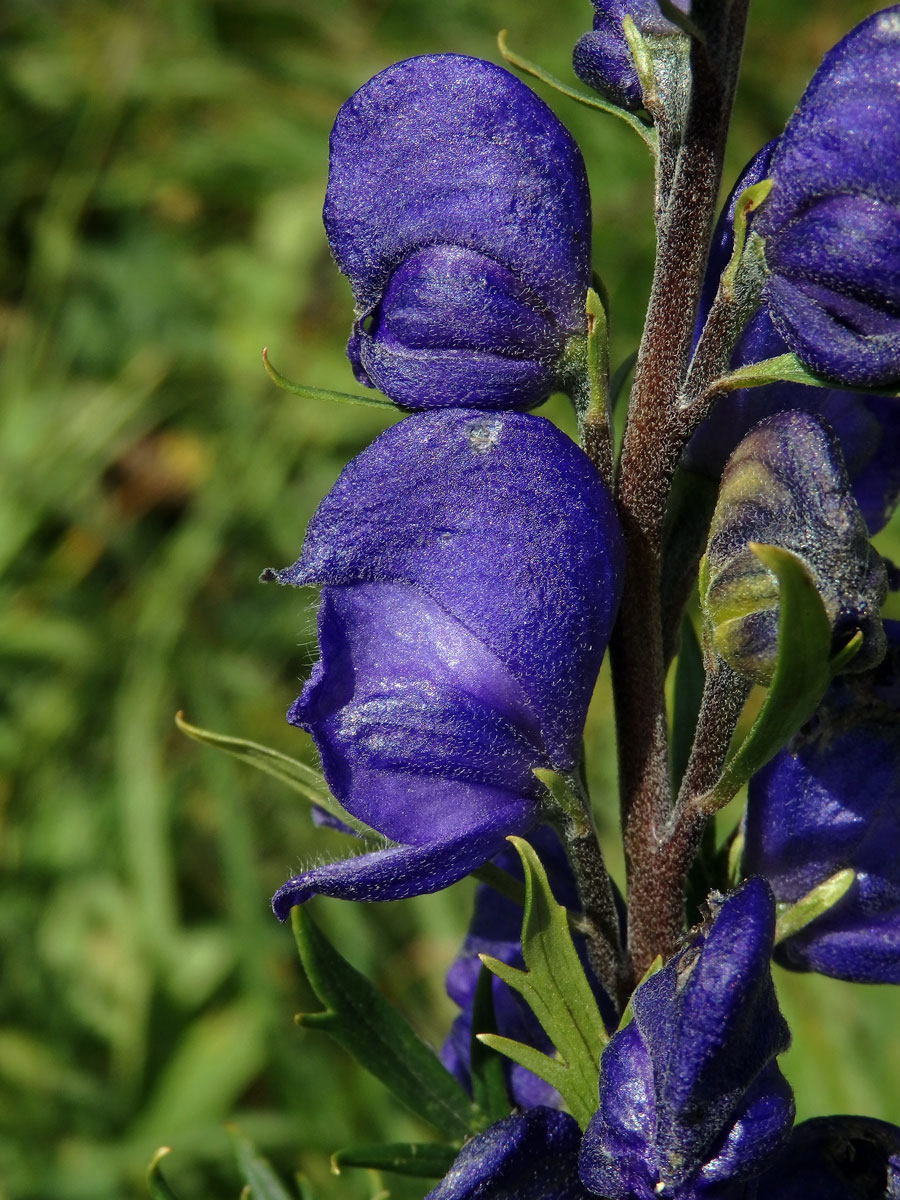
[169,5,900,1197]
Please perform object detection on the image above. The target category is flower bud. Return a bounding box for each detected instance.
[755,9,900,387]
[324,55,592,410]
[701,410,887,684]
[573,1,691,110]
[264,410,623,913]
[579,879,794,1199]
[742,621,900,983]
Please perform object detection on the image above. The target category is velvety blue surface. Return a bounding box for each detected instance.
[747,1116,900,1199]
[743,621,900,983]
[441,829,617,1109]
[755,9,900,386]
[573,0,690,109]
[579,879,794,1198]
[426,1108,589,1200]
[687,138,900,534]
[324,54,592,410]
[266,410,623,912]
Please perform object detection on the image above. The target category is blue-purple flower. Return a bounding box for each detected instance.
[748,1116,900,1199]
[742,620,900,984]
[686,139,900,535]
[754,9,900,387]
[426,1107,589,1200]
[573,1,691,110]
[265,410,623,915]
[579,878,794,1199]
[324,55,592,411]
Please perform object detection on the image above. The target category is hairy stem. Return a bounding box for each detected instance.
[608,0,751,984]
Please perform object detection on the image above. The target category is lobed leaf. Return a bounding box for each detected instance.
[291,907,475,1139]
[478,836,607,1128]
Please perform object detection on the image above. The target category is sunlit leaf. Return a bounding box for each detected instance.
[479,836,607,1128]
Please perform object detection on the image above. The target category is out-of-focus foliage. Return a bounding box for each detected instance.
[0,1,897,1197]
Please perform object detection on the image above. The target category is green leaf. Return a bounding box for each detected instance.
[229,1128,295,1200]
[262,348,395,409]
[479,836,608,1128]
[174,712,374,838]
[699,545,833,813]
[671,616,705,793]
[710,351,900,399]
[147,1148,181,1200]
[291,907,475,1139]
[774,870,855,945]
[475,1033,569,1097]
[496,30,656,148]
[331,1143,459,1180]
[468,963,512,1128]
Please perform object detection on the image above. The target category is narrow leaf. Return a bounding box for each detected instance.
[468,963,512,1128]
[480,837,608,1128]
[229,1128,295,1200]
[709,351,900,399]
[331,1144,459,1180]
[262,348,394,409]
[700,546,832,813]
[496,30,656,148]
[774,870,855,945]
[475,1035,570,1101]
[175,712,374,837]
[147,1149,181,1200]
[291,907,475,1138]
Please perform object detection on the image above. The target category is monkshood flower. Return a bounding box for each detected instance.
[686,143,900,535]
[324,55,592,411]
[573,1,690,110]
[747,1116,900,1199]
[754,9,900,387]
[442,829,618,1109]
[579,878,794,1200]
[426,1107,588,1200]
[264,410,623,915]
[701,410,887,685]
[742,620,900,983]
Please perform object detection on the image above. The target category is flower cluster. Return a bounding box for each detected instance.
[258,6,900,1199]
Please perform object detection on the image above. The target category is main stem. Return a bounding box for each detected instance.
[609,2,750,985]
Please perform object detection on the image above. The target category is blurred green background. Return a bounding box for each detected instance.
[2,1,899,1196]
